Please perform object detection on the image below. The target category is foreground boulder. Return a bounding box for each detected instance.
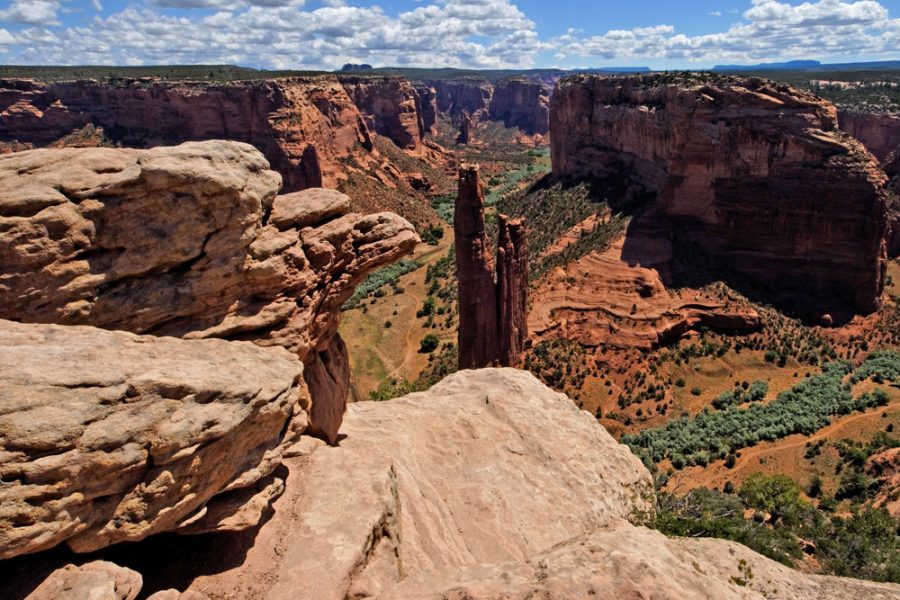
[551,74,889,318]
[0,319,303,558]
[4,369,899,599]
[27,561,142,600]
[0,141,418,442]
[383,521,900,599]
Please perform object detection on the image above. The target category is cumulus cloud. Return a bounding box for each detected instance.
[0,0,61,25]
[5,0,545,69]
[2,0,900,68]
[555,0,900,65]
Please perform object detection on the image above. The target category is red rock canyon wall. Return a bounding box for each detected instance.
[551,74,889,318]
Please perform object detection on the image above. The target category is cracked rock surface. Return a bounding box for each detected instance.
[0,141,418,442]
[0,319,303,559]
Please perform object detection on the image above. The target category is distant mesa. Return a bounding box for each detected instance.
[713,59,822,71]
[339,63,374,72]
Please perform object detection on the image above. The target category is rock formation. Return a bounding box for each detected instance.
[7,369,897,599]
[551,74,889,318]
[414,85,438,134]
[0,141,418,442]
[839,109,900,161]
[0,319,304,558]
[529,214,761,351]
[488,78,551,135]
[456,110,474,144]
[423,77,552,138]
[496,215,530,365]
[340,76,424,150]
[0,75,423,191]
[27,561,143,600]
[455,165,528,368]
[429,78,493,121]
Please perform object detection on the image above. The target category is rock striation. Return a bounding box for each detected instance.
[551,74,890,318]
[0,141,418,442]
[0,319,304,558]
[455,165,528,368]
[529,215,761,351]
[340,76,424,150]
[0,75,424,191]
[488,78,551,135]
[839,109,900,162]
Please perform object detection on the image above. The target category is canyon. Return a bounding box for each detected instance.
[839,109,900,162]
[2,67,900,600]
[0,75,429,195]
[551,74,890,320]
[419,76,552,135]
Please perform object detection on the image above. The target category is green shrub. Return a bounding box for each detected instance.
[419,334,440,353]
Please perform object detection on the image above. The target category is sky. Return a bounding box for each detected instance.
[0,0,899,70]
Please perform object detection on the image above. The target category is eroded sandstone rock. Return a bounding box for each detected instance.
[551,74,889,318]
[209,368,653,600]
[340,76,425,150]
[0,319,302,558]
[26,561,142,600]
[0,141,418,442]
[381,521,900,600]
[455,165,528,368]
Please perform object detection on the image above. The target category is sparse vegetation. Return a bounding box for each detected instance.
[343,259,422,310]
[623,353,900,467]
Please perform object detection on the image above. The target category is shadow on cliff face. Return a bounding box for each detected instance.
[618,208,859,326]
[537,174,862,326]
[0,465,290,600]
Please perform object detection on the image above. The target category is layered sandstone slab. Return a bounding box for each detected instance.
[530,221,760,350]
[174,368,652,600]
[0,141,418,442]
[35,368,893,600]
[0,319,303,558]
[382,520,900,600]
[26,561,142,600]
[551,74,889,317]
[0,76,423,191]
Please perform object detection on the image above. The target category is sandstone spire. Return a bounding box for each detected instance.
[455,164,528,369]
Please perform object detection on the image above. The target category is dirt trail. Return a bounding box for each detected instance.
[667,397,900,493]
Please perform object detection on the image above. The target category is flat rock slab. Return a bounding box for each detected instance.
[0,319,303,559]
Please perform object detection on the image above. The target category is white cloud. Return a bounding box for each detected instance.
[0,0,61,25]
[6,0,544,69]
[3,0,900,69]
[555,0,900,65]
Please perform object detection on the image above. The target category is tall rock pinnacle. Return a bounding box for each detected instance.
[455,164,528,369]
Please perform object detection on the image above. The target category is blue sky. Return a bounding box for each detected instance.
[1,0,899,69]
